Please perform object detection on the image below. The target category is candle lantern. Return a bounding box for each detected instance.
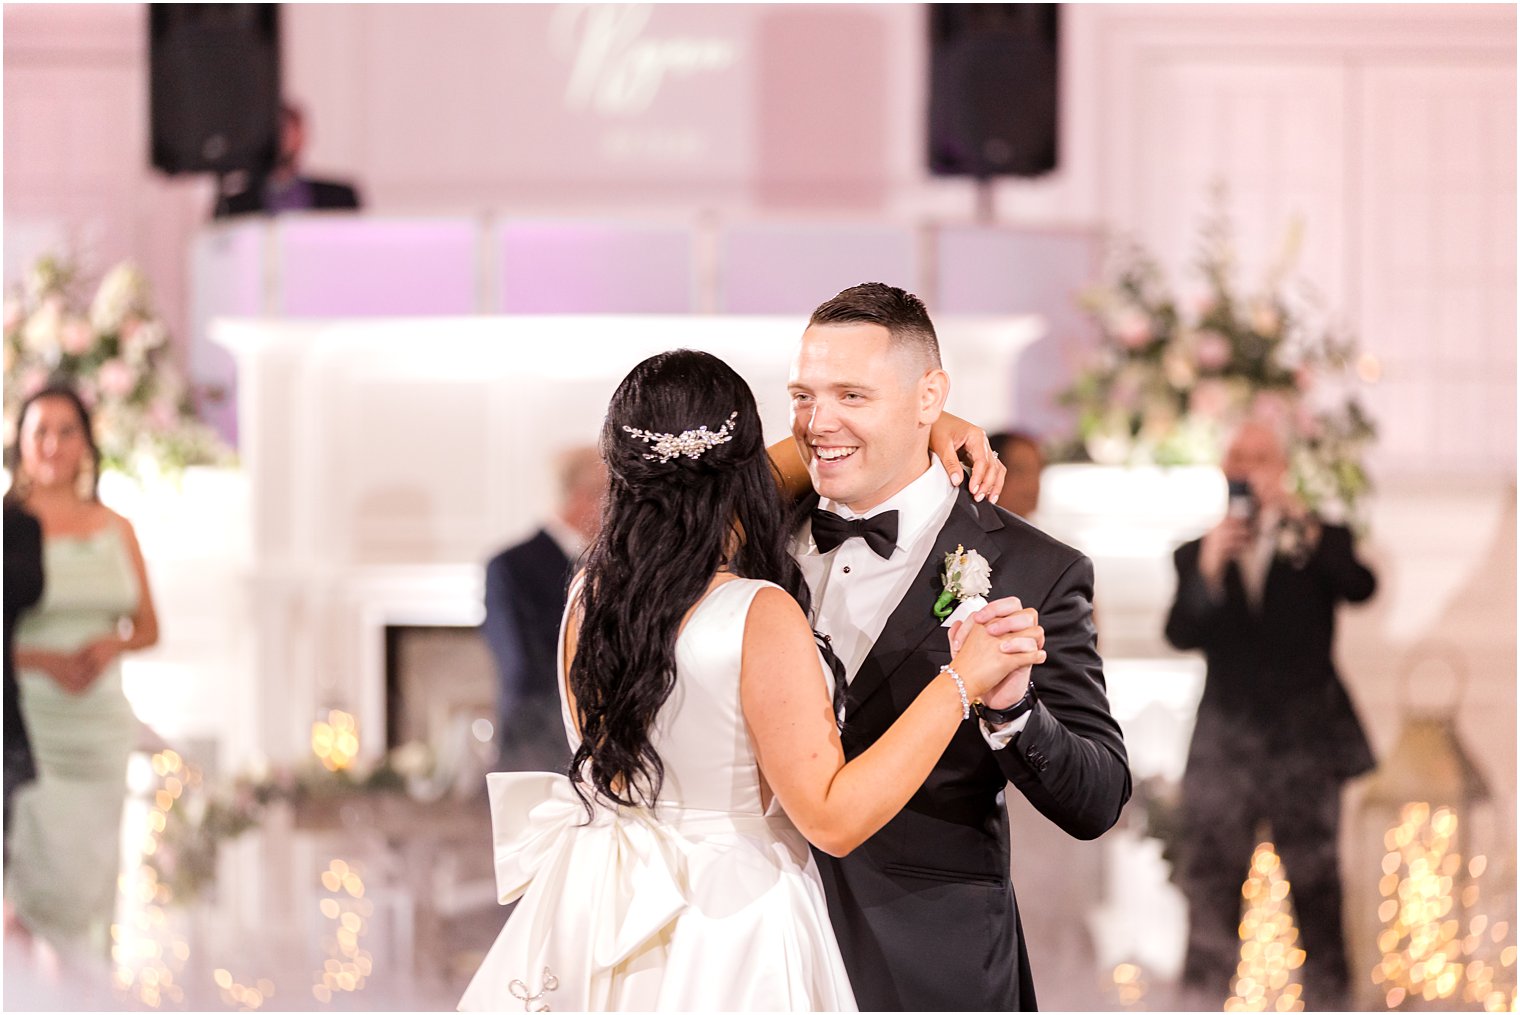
[1354,648,1514,1010]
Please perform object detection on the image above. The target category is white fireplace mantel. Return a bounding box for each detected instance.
[213,313,1042,761]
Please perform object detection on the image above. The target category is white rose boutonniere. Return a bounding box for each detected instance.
[935,544,992,619]
[1274,514,1320,569]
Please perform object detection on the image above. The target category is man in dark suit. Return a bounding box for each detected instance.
[4,501,45,860]
[1164,420,1376,1010]
[213,102,361,218]
[787,283,1131,1010]
[483,447,605,773]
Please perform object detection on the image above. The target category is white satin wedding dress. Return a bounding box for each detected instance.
[458,578,857,1012]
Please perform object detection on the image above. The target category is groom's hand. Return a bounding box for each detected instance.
[947,597,1044,708]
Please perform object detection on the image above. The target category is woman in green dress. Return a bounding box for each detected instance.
[5,383,159,960]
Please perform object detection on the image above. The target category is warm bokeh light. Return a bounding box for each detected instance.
[312,858,372,1001]
[311,710,361,771]
[1355,352,1382,385]
[1225,841,1306,1013]
[113,750,191,1009]
[1372,802,1515,1010]
[1106,961,1148,1009]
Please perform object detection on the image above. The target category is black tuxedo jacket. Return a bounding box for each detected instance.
[213,175,362,218]
[483,530,574,769]
[4,503,45,818]
[1164,523,1377,780]
[806,485,1131,1011]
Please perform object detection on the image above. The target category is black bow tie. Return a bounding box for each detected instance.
[810,508,899,559]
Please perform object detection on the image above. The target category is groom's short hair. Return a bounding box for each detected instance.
[808,282,942,372]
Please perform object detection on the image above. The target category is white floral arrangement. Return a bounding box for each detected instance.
[3,255,231,480]
[1056,207,1378,531]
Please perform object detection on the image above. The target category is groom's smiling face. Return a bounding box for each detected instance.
[788,322,948,514]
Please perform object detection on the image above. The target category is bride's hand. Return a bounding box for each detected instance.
[930,412,1005,503]
[948,619,968,656]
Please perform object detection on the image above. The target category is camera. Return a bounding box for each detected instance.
[1226,478,1257,522]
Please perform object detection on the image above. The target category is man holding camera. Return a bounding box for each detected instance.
[1164,420,1377,1010]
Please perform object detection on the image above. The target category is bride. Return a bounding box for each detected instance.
[459,349,1037,1011]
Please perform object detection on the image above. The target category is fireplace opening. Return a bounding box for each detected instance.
[382,625,497,755]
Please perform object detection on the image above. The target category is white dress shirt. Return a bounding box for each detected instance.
[793,459,1027,747]
[1239,506,1281,610]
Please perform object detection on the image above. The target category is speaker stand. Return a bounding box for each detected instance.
[974,177,997,224]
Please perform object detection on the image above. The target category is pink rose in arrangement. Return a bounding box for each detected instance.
[76,377,99,407]
[1188,379,1230,421]
[1194,331,1232,371]
[148,398,179,431]
[3,297,22,332]
[60,316,95,355]
[1109,369,1144,413]
[98,357,137,398]
[1295,366,1315,393]
[1113,308,1153,349]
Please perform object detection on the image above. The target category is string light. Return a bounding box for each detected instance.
[1371,802,1515,1010]
[112,749,191,1009]
[213,967,277,1011]
[311,710,361,772]
[1225,841,1306,1012]
[1103,961,1148,1010]
[311,858,373,1003]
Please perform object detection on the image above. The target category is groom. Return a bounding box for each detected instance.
[787,283,1131,1011]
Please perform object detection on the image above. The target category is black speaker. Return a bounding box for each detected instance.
[928,4,1059,178]
[149,4,281,175]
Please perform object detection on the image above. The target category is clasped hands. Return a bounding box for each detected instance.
[32,637,123,694]
[948,598,1044,709]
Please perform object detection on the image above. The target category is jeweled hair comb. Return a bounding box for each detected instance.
[622,411,739,463]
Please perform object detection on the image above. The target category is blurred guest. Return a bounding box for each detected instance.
[4,501,44,854]
[1163,419,1376,1010]
[483,447,605,772]
[213,101,361,218]
[4,384,159,959]
[990,429,1044,519]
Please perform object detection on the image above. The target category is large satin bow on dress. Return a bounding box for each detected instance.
[486,770,693,972]
[460,771,849,1012]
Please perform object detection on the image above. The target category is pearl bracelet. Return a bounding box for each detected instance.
[939,664,971,721]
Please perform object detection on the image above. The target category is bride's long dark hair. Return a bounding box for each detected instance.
[570,349,810,811]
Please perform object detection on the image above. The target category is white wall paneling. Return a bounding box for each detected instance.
[2,4,213,369]
[1094,3,1516,481]
[1357,61,1518,477]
